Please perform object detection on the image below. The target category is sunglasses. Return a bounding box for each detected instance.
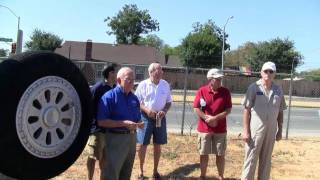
[263,70,274,74]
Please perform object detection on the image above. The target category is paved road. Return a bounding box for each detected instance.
[166,103,320,136]
[172,90,320,102]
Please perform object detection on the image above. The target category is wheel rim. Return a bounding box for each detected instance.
[16,76,82,158]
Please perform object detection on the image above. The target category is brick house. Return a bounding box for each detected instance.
[55,40,183,84]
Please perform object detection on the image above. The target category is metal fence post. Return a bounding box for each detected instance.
[285,63,294,139]
[181,66,188,135]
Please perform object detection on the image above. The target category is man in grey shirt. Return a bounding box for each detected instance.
[241,62,286,180]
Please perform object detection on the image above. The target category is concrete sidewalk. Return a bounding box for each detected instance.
[172,95,320,108]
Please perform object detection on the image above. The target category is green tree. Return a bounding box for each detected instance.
[246,38,303,73]
[0,48,8,57]
[161,44,181,56]
[225,42,255,67]
[138,34,164,50]
[25,29,63,51]
[105,4,159,44]
[179,20,229,68]
[301,69,320,81]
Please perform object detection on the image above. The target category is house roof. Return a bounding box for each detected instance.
[55,41,183,67]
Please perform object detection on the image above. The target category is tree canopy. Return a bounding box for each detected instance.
[224,42,255,67]
[105,4,159,44]
[0,48,8,57]
[179,20,229,68]
[161,44,181,56]
[138,34,164,50]
[300,69,320,81]
[246,38,303,73]
[25,29,63,51]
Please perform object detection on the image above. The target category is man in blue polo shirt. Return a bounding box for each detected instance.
[97,67,144,180]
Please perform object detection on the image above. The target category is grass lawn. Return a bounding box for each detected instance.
[55,133,320,180]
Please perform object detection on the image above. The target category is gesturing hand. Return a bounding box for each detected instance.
[147,109,157,120]
[136,121,144,129]
[124,120,137,130]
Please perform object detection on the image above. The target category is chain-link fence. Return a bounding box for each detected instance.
[74,61,320,138]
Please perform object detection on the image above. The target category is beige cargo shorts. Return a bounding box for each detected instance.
[198,132,227,156]
[85,132,106,160]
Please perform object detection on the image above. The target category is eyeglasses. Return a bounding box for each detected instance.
[263,70,274,74]
[123,78,134,83]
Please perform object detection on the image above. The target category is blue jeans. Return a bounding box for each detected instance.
[137,113,167,145]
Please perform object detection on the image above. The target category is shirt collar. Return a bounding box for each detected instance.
[146,78,153,84]
[115,84,132,96]
[206,84,221,94]
[256,79,262,85]
[101,80,115,88]
[147,78,161,86]
[100,80,107,86]
[256,79,274,87]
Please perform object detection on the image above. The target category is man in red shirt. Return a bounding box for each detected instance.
[193,68,232,180]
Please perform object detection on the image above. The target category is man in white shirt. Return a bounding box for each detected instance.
[135,63,172,179]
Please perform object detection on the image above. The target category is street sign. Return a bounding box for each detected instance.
[0,37,13,42]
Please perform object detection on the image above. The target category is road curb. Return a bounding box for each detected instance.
[172,95,320,108]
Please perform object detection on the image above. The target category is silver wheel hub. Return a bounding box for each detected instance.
[43,107,60,127]
[16,76,82,158]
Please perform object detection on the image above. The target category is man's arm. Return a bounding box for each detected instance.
[162,102,171,113]
[140,103,157,120]
[242,107,251,143]
[98,119,139,130]
[205,108,231,127]
[194,107,208,120]
[157,102,171,120]
[276,110,284,141]
[210,108,231,121]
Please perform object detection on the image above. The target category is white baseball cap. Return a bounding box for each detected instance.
[207,68,224,79]
[261,61,276,72]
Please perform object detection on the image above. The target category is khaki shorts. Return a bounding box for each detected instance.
[197,132,227,156]
[86,132,106,160]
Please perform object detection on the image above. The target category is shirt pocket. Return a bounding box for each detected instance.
[255,94,266,108]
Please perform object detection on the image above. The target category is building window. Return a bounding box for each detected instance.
[95,64,105,80]
[135,66,145,81]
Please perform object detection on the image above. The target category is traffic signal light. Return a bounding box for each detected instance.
[11,43,16,54]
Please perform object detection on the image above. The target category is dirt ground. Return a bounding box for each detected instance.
[54,133,320,180]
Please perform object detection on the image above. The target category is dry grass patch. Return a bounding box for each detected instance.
[55,134,320,180]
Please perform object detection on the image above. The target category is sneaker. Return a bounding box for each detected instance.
[152,172,161,180]
[137,174,145,180]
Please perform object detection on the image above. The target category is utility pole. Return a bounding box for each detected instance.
[0,5,22,54]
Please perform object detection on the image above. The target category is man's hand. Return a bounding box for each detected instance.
[123,120,137,130]
[136,121,145,129]
[147,109,157,120]
[276,129,282,141]
[205,115,218,127]
[242,131,251,144]
[157,111,166,120]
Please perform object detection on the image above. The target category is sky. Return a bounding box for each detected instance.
[1,0,319,72]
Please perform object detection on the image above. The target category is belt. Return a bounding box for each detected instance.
[107,129,136,134]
